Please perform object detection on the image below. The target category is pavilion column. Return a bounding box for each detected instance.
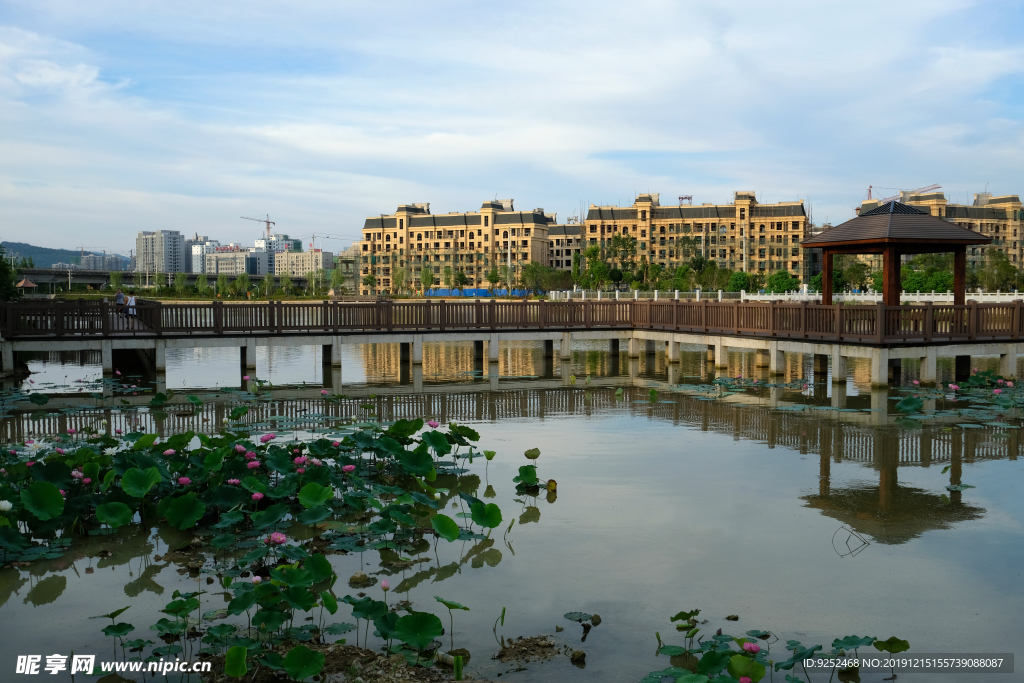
[883,246,901,306]
[821,250,832,306]
[953,248,966,306]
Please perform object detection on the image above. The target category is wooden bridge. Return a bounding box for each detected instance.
[3,299,1023,385]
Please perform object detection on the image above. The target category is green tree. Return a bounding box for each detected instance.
[174,272,189,297]
[979,249,1016,292]
[486,268,500,293]
[418,268,435,293]
[195,273,208,295]
[765,269,801,293]
[109,271,123,292]
[727,271,753,292]
[499,265,510,292]
[234,272,250,297]
[442,266,454,289]
[0,246,19,301]
[329,267,344,294]
[262,272,275,298]
[279,273,292,295]
[571,252,582,283]
[454,271,469,289]
[216,273,229,297]
[361,273,377,290]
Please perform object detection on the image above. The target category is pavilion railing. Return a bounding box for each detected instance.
[3,299,1023,345]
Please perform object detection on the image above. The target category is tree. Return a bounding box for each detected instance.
[571,252,582,283]
[979,249,1017,292]
[279,273,292,295]
[330,267,345,294]
[234,272,250,297]
[195,273,208,295]
[392,267,407,293]
[216,273,229,297]
[486,268,500,293]
[0,245,19,301]
[362,273,377,290]
[263,272,275,298]
[109,271,123,292]
[174,272,189,297]
[418,268,435,293]
[442,266,454,289]
[454,271,469,289]
[499,265,510,292]
[688,255,709,275]
[765,269,801,293]
[727,271,753,292]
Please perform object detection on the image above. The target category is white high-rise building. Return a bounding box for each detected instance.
[136,230,187,274]
[191,238,222,273]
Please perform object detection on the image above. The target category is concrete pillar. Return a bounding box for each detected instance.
[628,337,641,357]
[706,345,715,361]
[920,347,937,385]
[241,338,256,370]
[769,386,782,407]
[831,345,847,385]
[489,362,499,391]
[560,332,572,360]
[331,336,342,366]
[870,388,889,425]
[628,357,640,378]
[473,340,484,360]
[543,339,554,358]
[769,341,784,376]
[412,334,424,364]
[1,342,12,373]
[488,334,500,362]
[412,365,423,393]
[755,349,770,368]
[870,347,890,387]
[813,354,828,381]
[667,364,680,385]
[831,381,847,408]
[155,339,167,373]
[609,339,620,355]
[955,355,970,381]
[645,339,656,355]
[155,373,167,395]
[667,340,680,363]
[560,360,572,385]
[326,365,342,390]
[101,340,113,376]
[715,340,727,368]
[999,344,1017,378]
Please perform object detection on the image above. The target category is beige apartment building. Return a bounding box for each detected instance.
[858,192,1023,269]
[275,250,334,277]
[357,200,556,294]
[584,192,809,277]
[548,225,583,271]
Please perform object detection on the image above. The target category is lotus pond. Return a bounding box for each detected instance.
[1,342,1023,683]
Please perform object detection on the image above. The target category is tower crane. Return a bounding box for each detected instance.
[879,184,941,204]
[242,215,276,241]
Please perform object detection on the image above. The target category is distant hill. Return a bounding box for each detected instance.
[1,241,130,268]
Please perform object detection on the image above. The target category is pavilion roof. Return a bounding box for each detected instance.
[801,201,992,249]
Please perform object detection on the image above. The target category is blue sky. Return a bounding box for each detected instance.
[1,0,1023,256]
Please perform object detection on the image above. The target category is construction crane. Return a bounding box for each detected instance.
[241,214,276,241]
[878,184,941,204]
[678,195,693,205]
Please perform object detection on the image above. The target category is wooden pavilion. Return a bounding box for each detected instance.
[801,201,992,306]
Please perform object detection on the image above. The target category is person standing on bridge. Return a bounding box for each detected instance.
[115,289,125,320]
[126,290,137,329]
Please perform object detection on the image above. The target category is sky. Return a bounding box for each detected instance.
[1,0,1023,257]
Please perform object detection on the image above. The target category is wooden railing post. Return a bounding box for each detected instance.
[1014,300,1022,340]
[769,300,777,337]
[968,300,978,341]
[702,299,708,332]
[101,300,110,336]
[489,299,496,330]
[474,299,481,329]
[834,303,842,342]
[54,299,64,337]
[153,300,163,336]
[875,302,885,344]
[439,300,446,332]
[800,301,808,339]
[323,300,330,332]
[538,299,546,330]
[734,300,740,335]
[673,299,679,330]
[585,301,593,328]
[214,301,223,334]
[387,300,394,333]
[924,302,934,343]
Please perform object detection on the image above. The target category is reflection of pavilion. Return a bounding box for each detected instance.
[803,428,986,544]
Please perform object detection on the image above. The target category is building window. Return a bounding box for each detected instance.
[484,216,489,227]
[641,210,647,221]
[399,219,404,228]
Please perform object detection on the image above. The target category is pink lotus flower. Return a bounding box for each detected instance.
[115,429,122,434]
[115,370,121,376]
[310,458,322,466]
[251,492,264,501]
[381,580,390,591]
[245,452,257,460]
[296,467,305,474]
[55,447,64,454]
[949,384,959,391]
[742,642,760,654]
[265,532,286,545]
[235,444,246,453]
[331,441,340,448]
[247,460,261,469]
[427,420,440,428]
[71,471,84,479]
[913,380,920,385]
[82,478,91,484]
[740,678,752,683]
[242,375,250,381]
[67,428,76,435]
[60,489,66,497]
[293,448,300,454]
[342,464,356,473]
[178,477,191,485]
[260,433,276,443]
[25,440,34,445]
[7,450,14,455]
[251,576,262,584]
[321,390,328,395]
[994,388,1002,394]
[163,449,175,456]
[997,379,1005,384]
[227,478,240,485]
[294,456,307,465]
[26,461,35,467]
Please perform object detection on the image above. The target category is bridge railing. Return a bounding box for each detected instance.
[3,299,1024,344]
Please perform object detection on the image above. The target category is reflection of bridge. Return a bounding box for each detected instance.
[3,300,1023,386]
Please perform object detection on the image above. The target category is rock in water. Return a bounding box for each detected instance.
[591,614,602,626]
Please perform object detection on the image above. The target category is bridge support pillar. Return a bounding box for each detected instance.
[488,334,500,362]
[155,339,166,373]
[560,360,572,385]
[667,363,680,385]
[813,353,828,381]
[870,347,890,387]
[560,332,572,360]
[543,340,553,358]
[645,339,656,355]
[324,365,342,390]
[628,357,640,378]
[101,340,113,376]
[920,347,937,385]
[473,340,484,360]
[715,340,728,368]
[831,381,847,408]
[1,342,12,374]
[955,355,971,381]
[755,349,769,368]
[667,340,680,363]
[240,339,255,370]
[707,345,715,362]
[628,337,641,358]
[609,339,620,355]
[412,335,424,364]
[769,341,784,376]
[999,344,1017,379]
[831,345,847,385]
[412,365,423,393]
[323,337,342,367]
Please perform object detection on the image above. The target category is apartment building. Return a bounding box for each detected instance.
[356,200,555,294]
[190,237,221,274]
[548,225,583,271]
[255,233,302,274]
[275,249,334,277]
[584,192,809,277]
[135,230,187,274]
[858,192,1023,269]
[80,254,125,271]
[205,247,268,276]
